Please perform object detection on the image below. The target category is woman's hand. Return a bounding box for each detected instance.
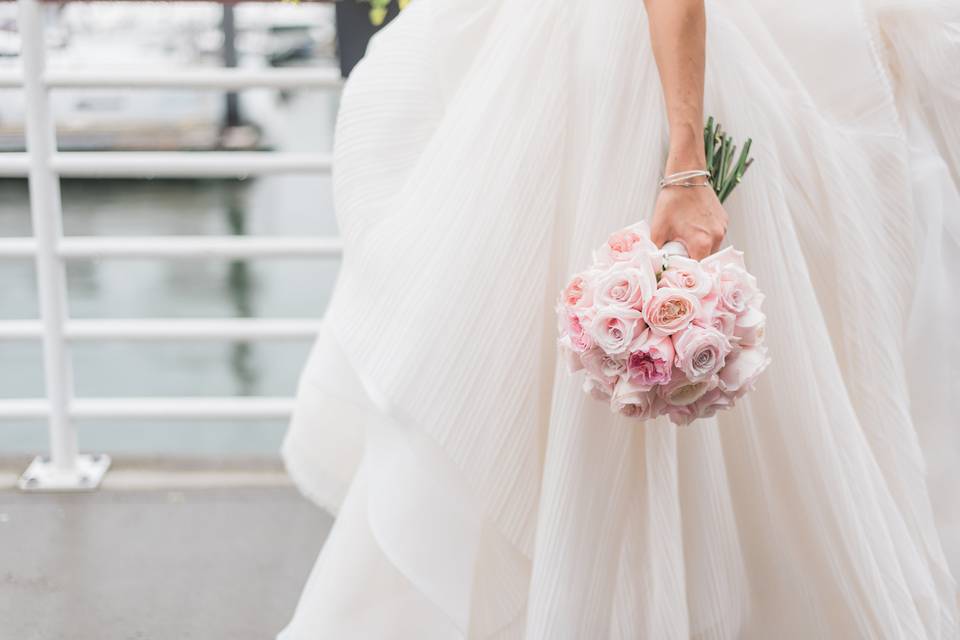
[643,0,721,259]
[649,184,728,260]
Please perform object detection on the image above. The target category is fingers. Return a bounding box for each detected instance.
[686,233,714,260]
[650,221,669,248]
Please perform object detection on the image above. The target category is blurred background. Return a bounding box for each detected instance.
[0,2,405,637]
[1,1,356,459]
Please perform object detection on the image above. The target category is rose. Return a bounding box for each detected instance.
[594,221,659,266]
[625,329,674,390]
[715,264,758,315]
[700,246,745,272]
[644,288,700,336]
[718,346,770,397]
[600,353,628,379]
[590,307,643,355]
[733,306,765,346]
[658,370,717,407]
[580,348,618,400]
[561,268,602,309]
[706,310,737,339]
[583,373,615,401]
[559,308,593,352]
[562,274,588,308]
[610,376,662,419]
[688,386,734,421]
[700,247,758,314]
[595,262,656,312]
[659,256,714,299]
[673,324,732,383]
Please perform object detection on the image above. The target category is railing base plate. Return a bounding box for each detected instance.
[18,453,111,491]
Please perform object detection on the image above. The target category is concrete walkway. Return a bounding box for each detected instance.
[0,464,333,640]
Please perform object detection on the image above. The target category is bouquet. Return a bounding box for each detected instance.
[556,119,769,425]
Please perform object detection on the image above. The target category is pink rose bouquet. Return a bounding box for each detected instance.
[557,221,769,426]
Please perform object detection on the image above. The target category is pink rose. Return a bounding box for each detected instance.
[688,386,734,421]
[673,324,732,383]
[706,310,737,339]
[718,346,770,397]
[595,262,656,311]
[659,256,714,299]
[594,221,659,266]
[580,348,619,400]
[644,288,700,336]
[715,264,758,315]
[733,306,766,346]
[562,275,588,308]
[583,373,614,401]
[700,246,746,272]
[658,370,717,407]
[610,376,662,419]
[559,309,593,352]
[589,307,643,356]
[665,403,696,426]
[600,353,628,379]
[625,329,674,390]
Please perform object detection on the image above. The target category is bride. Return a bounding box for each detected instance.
[278,0,960,637]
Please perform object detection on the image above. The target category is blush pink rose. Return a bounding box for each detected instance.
[664,403,696,426]
[595,262,656,311]
[700,246,746,272]
[600,353,628,379]
[594,221,659,266]
[718,346,770,397]
[659,256,714,299]
[715,264,758,315]
[562,275,588,308]
[733,306,766,346]
[672,324,732,383]
[658,370,717,407]
[580,348,618,400]
[706,310,737,339]
[583,373,615,401]
[688,386,734,421]
[561,268,601,309]
[610,376,662,419]
[625,329,674,390]
[644,288,700,336]
[560,309,593,352]
[590,307,643,356]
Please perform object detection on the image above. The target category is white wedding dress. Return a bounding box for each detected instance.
[277,0,960,637]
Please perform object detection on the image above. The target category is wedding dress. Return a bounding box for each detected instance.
[277,0,960,637]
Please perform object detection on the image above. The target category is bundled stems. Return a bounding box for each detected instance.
[703,116,754,204]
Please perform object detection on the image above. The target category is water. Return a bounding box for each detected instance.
[0,88,342,458]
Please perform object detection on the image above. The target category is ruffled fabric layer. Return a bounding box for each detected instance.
[280,0,960,637]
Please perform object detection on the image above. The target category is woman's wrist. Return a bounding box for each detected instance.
[665,122,706,173]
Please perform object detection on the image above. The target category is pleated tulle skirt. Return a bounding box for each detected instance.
[278,0,960,637]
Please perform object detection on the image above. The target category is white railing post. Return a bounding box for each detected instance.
[16,0,109,491]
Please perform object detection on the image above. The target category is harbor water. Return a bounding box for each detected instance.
[0,5,343,457]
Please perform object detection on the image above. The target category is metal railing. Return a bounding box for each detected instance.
[1,0,343,490]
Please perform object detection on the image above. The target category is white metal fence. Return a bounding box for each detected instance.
[0,0,342,490]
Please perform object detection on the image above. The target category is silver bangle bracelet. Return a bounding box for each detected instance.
[658,169,712,189]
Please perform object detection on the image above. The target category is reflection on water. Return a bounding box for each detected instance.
[224,186,258,395]
[0,90,341,457]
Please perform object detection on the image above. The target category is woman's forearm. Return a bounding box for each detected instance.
[643,0,707,174]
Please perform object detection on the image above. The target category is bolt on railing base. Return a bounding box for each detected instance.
[18,453,111,491]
